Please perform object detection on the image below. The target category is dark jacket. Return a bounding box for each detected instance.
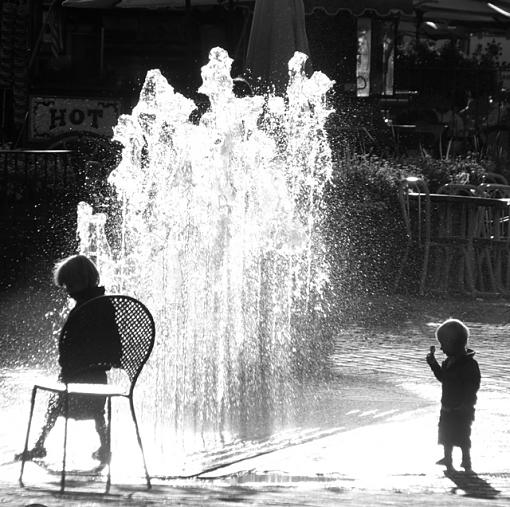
[58,286,122,382]
[428,349,480,409]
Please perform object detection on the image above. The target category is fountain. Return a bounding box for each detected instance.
[77,47,333,475]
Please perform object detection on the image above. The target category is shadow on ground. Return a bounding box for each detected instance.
[445,469,501,499]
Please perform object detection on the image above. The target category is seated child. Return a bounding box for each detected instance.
[16,254,121,465]
[426,318,481,472]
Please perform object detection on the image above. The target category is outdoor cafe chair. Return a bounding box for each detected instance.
[19,295,155,493]
[436,183,480,196]
[481,172,508,185]
[394,177,432,295]
[477,183,510,199]
[473,185,510,292]
[395,177,475,295]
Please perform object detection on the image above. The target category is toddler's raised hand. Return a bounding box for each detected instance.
[426,345,436,365]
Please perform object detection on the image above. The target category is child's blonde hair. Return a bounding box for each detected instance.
[435,318,470,348]
[53,254,99,290]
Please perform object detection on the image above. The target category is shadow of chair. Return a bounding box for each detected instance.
[444,470,501,499]
[19,295,155,493]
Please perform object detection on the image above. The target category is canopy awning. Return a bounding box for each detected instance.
[415,0,510,25]
[303,0,413,17]
[62,0,224,8]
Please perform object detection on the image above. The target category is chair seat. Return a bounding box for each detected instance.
[34,379,129,397]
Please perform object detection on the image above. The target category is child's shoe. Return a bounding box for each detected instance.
[460,459,472,472]
[436,457,454,471]
[14,446,47,461]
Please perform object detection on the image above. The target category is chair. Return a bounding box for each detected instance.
[477,183,510,198]
[481,172,508,185]
[19,295,155,493]
[394,177,432,295]
[437,183,480,196]
[395,177,475,295]
[472,189,510,292]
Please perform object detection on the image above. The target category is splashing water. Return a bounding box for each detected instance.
[77,47,333,474]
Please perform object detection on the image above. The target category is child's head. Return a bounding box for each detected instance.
[435,318,469,356]
[53,255,99,296]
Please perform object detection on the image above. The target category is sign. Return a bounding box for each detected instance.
[29,96,121,140]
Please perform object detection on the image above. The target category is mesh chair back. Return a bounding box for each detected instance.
[108,295,155,386]
[60,295,155,390]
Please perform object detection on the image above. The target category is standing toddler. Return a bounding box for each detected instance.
[426,318,481,471]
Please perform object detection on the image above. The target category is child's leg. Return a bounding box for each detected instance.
[93,413,110,463]
[460,446,472,470]
[33,395,61,450]
[94,414,108,450]
[16,395,61,460]
[436,444,453,469]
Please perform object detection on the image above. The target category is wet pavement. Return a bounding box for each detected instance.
[1,297,510,505]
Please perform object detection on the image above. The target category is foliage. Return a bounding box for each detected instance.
[399,154,492,191]
[395,40,505,109]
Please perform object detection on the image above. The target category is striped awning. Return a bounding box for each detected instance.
[304,0,414,16]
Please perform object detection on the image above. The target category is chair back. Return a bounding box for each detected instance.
[437,183,479,196]
[60,295,155,393]
[477,183,510,198]
[398,177,431,247]
[481,172,508,185]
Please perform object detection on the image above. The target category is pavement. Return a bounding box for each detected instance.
[1,298,510,506]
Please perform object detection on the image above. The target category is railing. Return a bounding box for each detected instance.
[0,150,81,215]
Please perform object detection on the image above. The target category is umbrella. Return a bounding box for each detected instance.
[245,0,310,92]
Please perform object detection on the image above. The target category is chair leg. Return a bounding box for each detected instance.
[464,244,476,295]
[129,397,151,489]
[60,392,69,493]
[393,244,410,292]
[19,386,38,487]
[419,242,431,295]
[105,396,112,494]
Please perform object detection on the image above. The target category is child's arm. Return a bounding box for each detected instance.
[426,347,443,381]
[427,357,443,381]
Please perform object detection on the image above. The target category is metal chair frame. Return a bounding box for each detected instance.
[395,177,475,295]
[481,172,509,186]
[436,183,480,196]
[19,295,155,493]
[477,183,510,199]
[395,177,431,294]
